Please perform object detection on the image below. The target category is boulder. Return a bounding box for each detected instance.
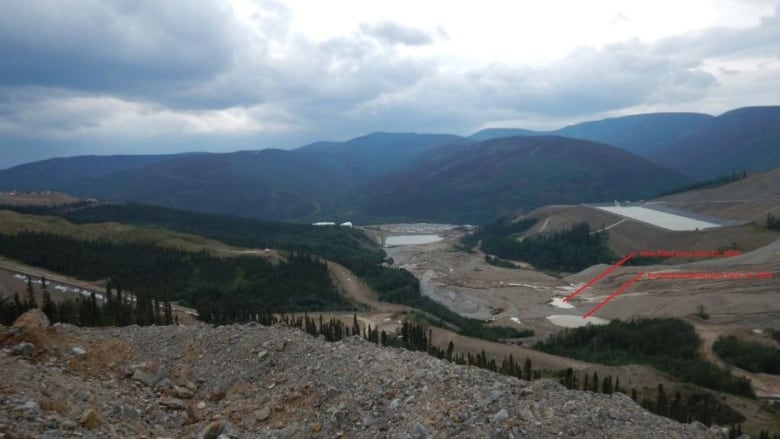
[79,408,101,429]
[159,398,187,411]
[173,385,194,399]
[200,420,238,439]
[11,341,35,356]
[12,309,50,331]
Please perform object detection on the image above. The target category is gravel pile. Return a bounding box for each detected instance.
[0,318,729,438]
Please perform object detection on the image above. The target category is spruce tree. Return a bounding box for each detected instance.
[42,288,55,322]
[26,276,36,308]
[656,384,669,417]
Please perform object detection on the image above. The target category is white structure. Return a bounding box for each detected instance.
[312,222,336,226]
[340,221,353,227]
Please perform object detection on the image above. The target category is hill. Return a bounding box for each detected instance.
[0,321,725,438]
[468,128,543,142]
[0,133,472,222]
[7,105,780,223]
[353,136,694,223]
[650,106,780,179]
[0,153,200,188]
[297,131,474,177]
[470,113,713,157]
[654,166,780,223]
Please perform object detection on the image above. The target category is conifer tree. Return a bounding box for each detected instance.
[656,384,669,417]
[26,276,36,308]
[42,287,54,322]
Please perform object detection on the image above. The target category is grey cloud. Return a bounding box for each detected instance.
[391,40,718,120]
[359,22,434,46]
[0,0,248,106]
[654,3,780,59]
[1,1,779,168]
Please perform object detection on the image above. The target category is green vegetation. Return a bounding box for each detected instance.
[657,171,748,197]
[0,232,349,323]
[535,318,755,397]
[556,369,745,427]
[484,255,517,268]
[13,202,387,272]
[767,213,780,231]
[463,218,616,273]
[460,216,537,248]
[713,335,780,374]
[0,276,173,327]
[0,204,525,341]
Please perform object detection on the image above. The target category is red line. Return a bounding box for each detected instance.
[563,252,636,302]
[583,272,645,319]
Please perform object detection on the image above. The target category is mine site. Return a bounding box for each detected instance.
[2,2,780,436]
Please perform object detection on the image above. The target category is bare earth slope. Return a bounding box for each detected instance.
[655,167,780,222]
[0,323,727,439]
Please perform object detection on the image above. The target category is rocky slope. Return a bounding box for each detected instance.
[0,315,729,438]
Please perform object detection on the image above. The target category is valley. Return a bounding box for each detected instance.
[2,123,780,437]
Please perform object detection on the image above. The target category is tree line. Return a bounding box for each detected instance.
[767,213,780,230]
[265,313,761,435]
[713,335,780,375]
[0,275,171,327]
[0,232,349,320]
[535,318,755,398]
[656,171,748,197]
[462,218,617,273]
[556,368,745,428]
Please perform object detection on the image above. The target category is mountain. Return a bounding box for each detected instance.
[0,153,199,190]
[470,113,713,157]
[468,128,543,142]
[649,106,780,179]
[297,132,474,178]
[554,113,714,157]
[0,133,693,223]
[352,136,694,223]
[0,133,473,221]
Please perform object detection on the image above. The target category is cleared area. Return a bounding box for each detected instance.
[595,206,722,231]
[546,315,609,328]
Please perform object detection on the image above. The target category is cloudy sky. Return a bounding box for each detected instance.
[1,0,779,168]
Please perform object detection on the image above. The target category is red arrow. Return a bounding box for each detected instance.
[583,271,645,318]
[563,252,636,302]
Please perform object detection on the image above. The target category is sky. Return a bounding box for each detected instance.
[1,0,779,168]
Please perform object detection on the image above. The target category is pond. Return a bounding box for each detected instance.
[384,234,443,246]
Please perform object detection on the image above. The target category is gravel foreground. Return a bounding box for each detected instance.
[0,321,729,438]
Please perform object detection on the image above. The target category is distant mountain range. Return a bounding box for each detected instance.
[350,136,691,223]
[471,106,780,179]
[470,112,713,157]
[0,106,778,223]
